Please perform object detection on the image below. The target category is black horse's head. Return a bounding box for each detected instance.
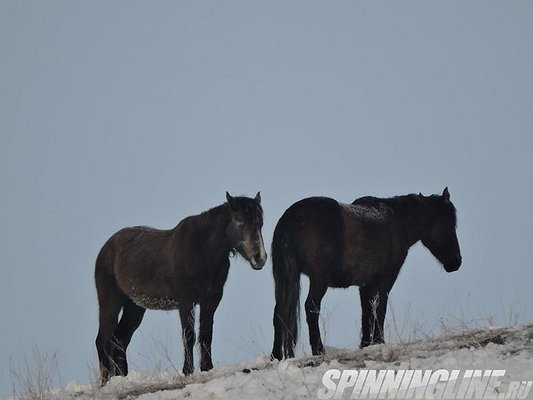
[225,192,267,270]
[421,188,462,272]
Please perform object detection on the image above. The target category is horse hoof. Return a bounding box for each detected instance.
[200,362,213,372]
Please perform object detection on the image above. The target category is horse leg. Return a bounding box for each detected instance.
[112,300,146,377]
[95,290,125,385]
[305,281,328,356]
[199,293,223,371]
[359,285,375,348]
[179,302,196,375]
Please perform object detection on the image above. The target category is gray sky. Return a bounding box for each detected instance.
[1,1,532,396]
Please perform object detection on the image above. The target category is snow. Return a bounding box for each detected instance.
[26,324,533,399]
[129,292,181,310]
[340,203,390,221]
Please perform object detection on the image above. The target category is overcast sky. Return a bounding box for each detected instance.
[1,1,532,396]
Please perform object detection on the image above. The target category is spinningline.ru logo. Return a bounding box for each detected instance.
[317,369,532,399]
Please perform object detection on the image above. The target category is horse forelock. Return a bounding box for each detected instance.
[231,196,264,224]
[425,194,457,226]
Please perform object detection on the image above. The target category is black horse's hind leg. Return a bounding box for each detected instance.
[271,304,283,360]
[112,300,146,377]
[179,302,196,375]
[199,293,223,372]
[95,289,126,385]
[359,284,390,348]
[305,281,328,356]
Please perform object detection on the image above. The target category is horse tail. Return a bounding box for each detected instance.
[271,214,300,359]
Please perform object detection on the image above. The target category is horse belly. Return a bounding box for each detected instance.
[112,231,181,310]
[129,293,180,310]
[123,274,181,310]
[328,268,357,288]
[340,262,375,287]
[117,265,180,310]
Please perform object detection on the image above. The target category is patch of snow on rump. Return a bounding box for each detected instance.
[340,202,390,221]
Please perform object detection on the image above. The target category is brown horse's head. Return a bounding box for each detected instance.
[225,192,267,270]
[421,187,462,272]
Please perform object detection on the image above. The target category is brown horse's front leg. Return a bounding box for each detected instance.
[179,303,196,375]
[199,293,223,371]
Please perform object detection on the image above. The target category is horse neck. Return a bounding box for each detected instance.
[188,204,233,256]
[388,196,433,247]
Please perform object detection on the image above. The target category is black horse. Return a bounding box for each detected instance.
[95,192,266,384]
[271,188,461,360]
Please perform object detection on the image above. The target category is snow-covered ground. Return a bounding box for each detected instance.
[31,324,533,399]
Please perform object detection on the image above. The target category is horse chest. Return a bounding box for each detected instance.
[193,266,229,299]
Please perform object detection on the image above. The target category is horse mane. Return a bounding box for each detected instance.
[202,203,231,220]
[198,196,263,224]
[227,195,264,221]
[354,193,457,222]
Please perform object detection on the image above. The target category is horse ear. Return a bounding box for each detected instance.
[226,191,237,210]
[419,192,423,197]
[442,187,450,203]
[254,191,261,204]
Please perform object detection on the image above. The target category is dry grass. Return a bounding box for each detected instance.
[9,348,60,400]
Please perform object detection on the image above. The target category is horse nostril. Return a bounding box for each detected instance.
[253,252,266,266]
[446,255,462,271]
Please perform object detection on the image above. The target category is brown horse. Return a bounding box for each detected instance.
[95,192,266,384]
[271,188,461,360]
